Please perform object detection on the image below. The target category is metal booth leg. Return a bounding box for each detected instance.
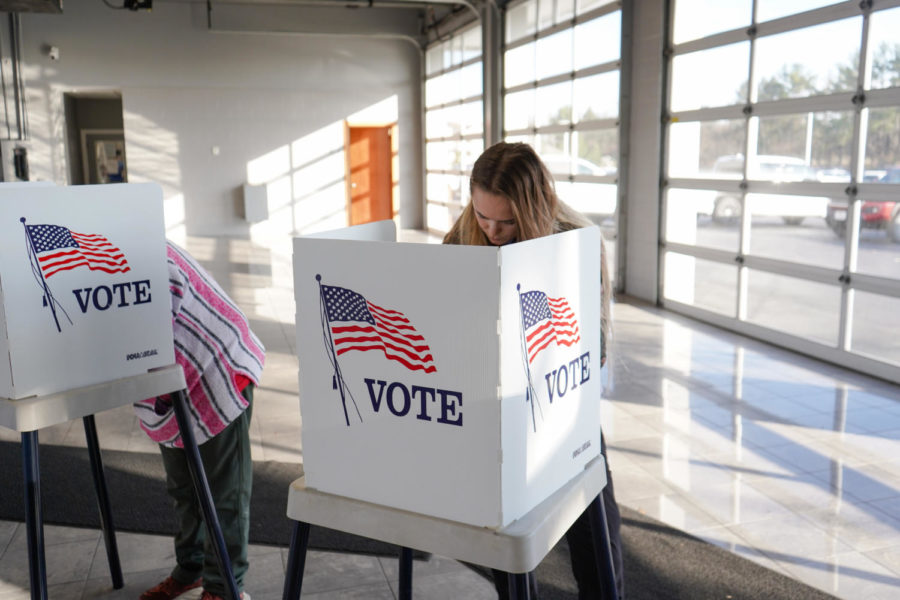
[21,430,48,600]
[282,521,311,600]
[506,572,532,600]
[587,493,619,600]
[82,415,124,589]
[398,547,413,600]
[171,389,241,600]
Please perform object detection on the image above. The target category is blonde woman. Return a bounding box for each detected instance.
[444,142,622,599]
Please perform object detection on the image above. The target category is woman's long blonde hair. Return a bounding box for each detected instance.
[443,142,611,356]
[444,142,576,245]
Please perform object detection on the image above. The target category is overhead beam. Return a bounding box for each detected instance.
[195,2,429,44]
[0,0,61,13]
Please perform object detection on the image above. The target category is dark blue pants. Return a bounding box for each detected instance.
[159,386,254,596]
[493,434,624,599]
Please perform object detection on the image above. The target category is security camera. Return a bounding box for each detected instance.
[48,46,59,61]
[124,0,153,10]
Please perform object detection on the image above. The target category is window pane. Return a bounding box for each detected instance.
[426,173,464,205]
[573,71,618,121]
[747,194,836,269]
[427,202,455,234]
[536,29,573,80]
[864,107,900,175]
[556,0,575,23]
[574,11,620,70]
[424,76,442,109]
[536,80,573,127]
[507,0,537,44]
[448,35,462,66]
[851,291,900,365]
[673,0,751,45]
[757,111,854,177]
[426,140,483,174]
[557,181,617,218]
[577,128,618,175]
[755,18,861,101]
[426,45,442,76]
[666,188,739,252]
[575,0,615,15]
[505,42,536,88]
[506,133,536,147]
[426,103,483,140]
[542,149,575,175]
[868,7,900,90]
[668,119,745,179]
[460,100,484,136]
[746,271,840,346]
[664,252,738,317]
[425,105,461,139]
[671,43,749,111]
[538,0,555,30]
[462,26,482,61]
[460,62,483,99]
[534,132,569,157]
[709,153,744,180]
[425,71,457,107]
[504,88,535,131]
[439,39,452,71]
[757,0,843,23]
[855,199,900,279]
[460,139,484,172]
[426,141,460,171]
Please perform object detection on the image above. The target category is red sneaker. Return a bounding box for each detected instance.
[140,576,202,600]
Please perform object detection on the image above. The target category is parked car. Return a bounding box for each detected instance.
[825,168,900,242]
[816,168,851,182]
[703,154,826,225]
[542,154,617,218]
[542,154,616,178]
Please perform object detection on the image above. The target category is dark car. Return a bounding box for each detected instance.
[825,168,900,242]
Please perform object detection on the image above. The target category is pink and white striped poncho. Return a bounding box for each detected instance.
[134,242,265,448]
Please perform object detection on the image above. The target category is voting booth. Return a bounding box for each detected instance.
[294,221,603,529]
[0,183,174,399]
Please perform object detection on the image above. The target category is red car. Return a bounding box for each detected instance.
[826,168,900,242]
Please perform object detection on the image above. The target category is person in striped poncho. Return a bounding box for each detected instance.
[136,241,265,600]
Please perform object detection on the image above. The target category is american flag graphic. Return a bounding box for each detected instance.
[321,285,436,373]
[520,290,581,364]
[25,224,130,278]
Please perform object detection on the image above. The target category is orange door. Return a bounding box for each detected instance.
[347,125,394,226]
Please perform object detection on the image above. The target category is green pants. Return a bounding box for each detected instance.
[160,385,253,595]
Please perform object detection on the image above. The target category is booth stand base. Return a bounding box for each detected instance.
[0,365,240,600]
[282,456,618,600]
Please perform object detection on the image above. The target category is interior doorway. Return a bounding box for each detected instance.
[63,93,127,185]
[345,123,397,226]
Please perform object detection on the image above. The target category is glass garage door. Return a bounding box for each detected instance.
[662,0,900,380]
[502,0,622,276]
[424,24,484,235]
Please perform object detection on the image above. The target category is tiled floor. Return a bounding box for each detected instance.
[2,232,899,599]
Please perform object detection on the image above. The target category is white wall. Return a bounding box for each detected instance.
[12,1,423,239]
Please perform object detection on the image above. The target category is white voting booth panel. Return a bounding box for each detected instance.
[0,183,174,399]
[294,221,602,529]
